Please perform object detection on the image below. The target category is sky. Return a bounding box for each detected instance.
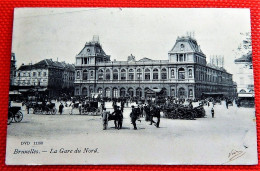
[12,8,251,81]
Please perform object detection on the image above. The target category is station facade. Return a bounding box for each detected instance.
[74,36,234,99]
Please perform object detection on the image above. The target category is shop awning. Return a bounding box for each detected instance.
[9,90,21,95]
[238,93,254,97]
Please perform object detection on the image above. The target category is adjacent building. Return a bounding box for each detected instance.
[74,36,234,99]
[14,59,75,97]
[234,52,254,98]
[10,53,17,87]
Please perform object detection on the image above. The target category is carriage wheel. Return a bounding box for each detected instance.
[8,111,13,125]
[42,110,47,115]
[14,111,23,122]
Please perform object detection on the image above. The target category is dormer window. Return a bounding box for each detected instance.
[180,44,184,51]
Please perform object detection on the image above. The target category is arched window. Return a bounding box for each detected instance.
[97,88,103,95]
[128,68,134,80]
[153,68,159,80]
[189,89,193,97]
[178,87,186,98]
[180,44,184,51]
[120,88,126,97]
[137,68,142,80]
[113,69,118,80]
[105,88,111,97]
[188,69,193,78]
[136,88,142,98]
[178,68,185,80]
[161,68,167,80]
[121,69,126,80]
[145,68,150,80]
[75,88,80,95]
[90,71,94,79]
[105,69,111,80]
[83,70,88,80]
[179,54,184,62]
[82,87,88,96]
[171,88,175,97]
[112,88,118,98]
[171,69,175,78]
[98,69,104,80]
[128,88,134,97]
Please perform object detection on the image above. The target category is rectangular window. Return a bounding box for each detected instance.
[38,72,41,76]
[121,73,126,80]
[145,74,150,80]
[43,72,47,76]
[137,73,142,80]
[161,73,167,80]
[106,74,110,80]
[98,74,103,80]
[113,73,118,80]
[189,89,193,97]
[129,73,134,80]
[153,73,158,80]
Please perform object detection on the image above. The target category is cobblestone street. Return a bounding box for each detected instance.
[6,101,257,165]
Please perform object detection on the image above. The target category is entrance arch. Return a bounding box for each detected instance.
[128,88,134,97]
[105,88,111,98]
[136,88,142,98]
[178,87,186,99]
[82,87,88,96]
[120,88,126,97]
[112,88,119,98]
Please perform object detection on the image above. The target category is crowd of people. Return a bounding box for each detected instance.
[11,95,238,130]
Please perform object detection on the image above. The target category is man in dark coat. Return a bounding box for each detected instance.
[149,106,156,125]
[154,106,161,128]
[144,104,149,121]
[59,103,64,115]
[130,106,138,130]
[211,107,214,118]
[120,101,125,113]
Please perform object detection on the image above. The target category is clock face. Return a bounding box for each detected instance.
[87,48,90,52]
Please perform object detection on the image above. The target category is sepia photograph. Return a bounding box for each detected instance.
[6,8,257,165]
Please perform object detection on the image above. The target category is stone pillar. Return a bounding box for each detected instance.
[126,68,128,81]
[150,68,152,81]
[133,87,136,96]
[142,68,144,81]
[118,68,120,81]
[158,67,161,80]
[110,87,113,98]
[134,69,136,82]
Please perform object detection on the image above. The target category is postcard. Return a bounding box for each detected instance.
[6,8,257,165]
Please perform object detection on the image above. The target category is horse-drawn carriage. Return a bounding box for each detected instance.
[80,101,101,115]
[226,99,233,106]
[163,104,205,120]
[32,102,57,114]
[8,106,23,124]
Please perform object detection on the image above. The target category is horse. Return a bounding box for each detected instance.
[102,110,123,130]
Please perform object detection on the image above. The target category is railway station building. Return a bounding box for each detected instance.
[74,36,234,99]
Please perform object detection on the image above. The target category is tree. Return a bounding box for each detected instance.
[234,32,252,59]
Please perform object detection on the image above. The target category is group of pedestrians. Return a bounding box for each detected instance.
[130,104,161,130]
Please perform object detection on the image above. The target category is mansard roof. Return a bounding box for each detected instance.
[169,36,205,55]
[76,41,107,58]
